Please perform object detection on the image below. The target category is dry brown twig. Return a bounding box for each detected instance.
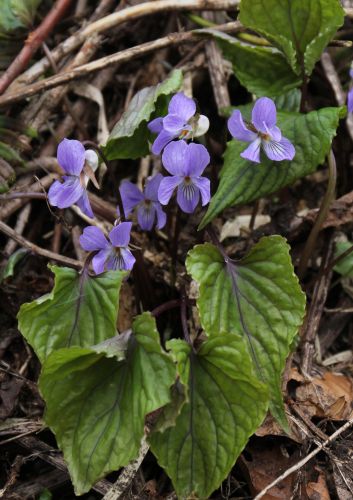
[10,0,240,89]
[254,417,353,500]
[0,0,74,94]
[0,22,243,107]
[0,219,82,269]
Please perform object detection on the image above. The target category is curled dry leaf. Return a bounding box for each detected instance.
[290,368,353,420]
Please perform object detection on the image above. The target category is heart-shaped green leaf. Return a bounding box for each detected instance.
[239,0,344,76]
[212,30,301,97]
[103,69,183,160]
[149,336,268,499]
[186,236,306,427]
[200,106,343,229]
[40,312,176,495]
[18,266,125,362]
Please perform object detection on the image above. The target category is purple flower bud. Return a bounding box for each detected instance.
[148,92,209,155]
[48,138,98,218]
[227,97,295,163]
[79,222,135,274]
[119,174,166,231]
[158,140,210,214]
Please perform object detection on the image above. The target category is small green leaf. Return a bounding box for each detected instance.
[40,312,176,495]
[212,31,300,97]
[334,241,353,277]
[273,89,301,112]
[200,106,342,228]
[0,248,28,283]
[103,70,183,160]
[239,0,344,75]
[149,335,268,499]
[186,237,306,427]
[18,266,125,362]
[0,0,42,34]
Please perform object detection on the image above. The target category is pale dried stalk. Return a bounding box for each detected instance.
[0,22,242,107]
[11,0,240,89]
[0,219,82,269]
[255,417,353,499]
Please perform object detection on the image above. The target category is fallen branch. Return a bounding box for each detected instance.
[0,22,242,107]
[0,219,82,269]
[12,0,240,88]
[254,417,353,500]
[0,0,74,94]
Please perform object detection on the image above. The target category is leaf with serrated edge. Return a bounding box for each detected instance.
[103,70,183,160]
[186,237,306,427]
[239,0,344,75]
[18,266,125,362]
[149,336,268,499]
[211,30,301,97]
[200,106,342,229]
[39,312,176,495]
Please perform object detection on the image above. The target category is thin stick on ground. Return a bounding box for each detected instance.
[297,149,337,279]
[254,417,353,500]
[0,22,242,107]
[0,0,74,94]
[0,220,82,269]
[13,0,240,87]
[102,438,149,500]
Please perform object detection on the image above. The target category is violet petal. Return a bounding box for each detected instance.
[151,129,174,155]
[228,110,257,142]
[109,221,132,247]
[184,142,210,177]
[176,182,200,213]
[348,87,353,113]
[162,140,188,176]
[192,176,210,206]
[262,136,295,162]
[148,117,163,133]
[76,189,94,218]
[158,176,183,205]
[168,92,196,122]
[80,226,109,252]
[92,248,110,274]
[153,202,167,229]
[163,114,186,135]
[120,181,144,216]
[137,203,155,231]
[120,248,136,270]
[252,97,277,134]
[240,138,262,163]
[48,176,83,208]
[57,138,86,176]
[144,173,163,201]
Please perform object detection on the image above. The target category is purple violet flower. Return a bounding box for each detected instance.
[79,222,135,274]
[119,173,166,231]
[148,92,209,155]
[48,138,99,218]
[158,140,210,213]
[347,69,353,113]
[227,97,295,163]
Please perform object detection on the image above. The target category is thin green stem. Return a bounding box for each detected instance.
[297,149,337,280]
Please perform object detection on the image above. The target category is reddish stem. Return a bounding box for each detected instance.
[0,0,74,95]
